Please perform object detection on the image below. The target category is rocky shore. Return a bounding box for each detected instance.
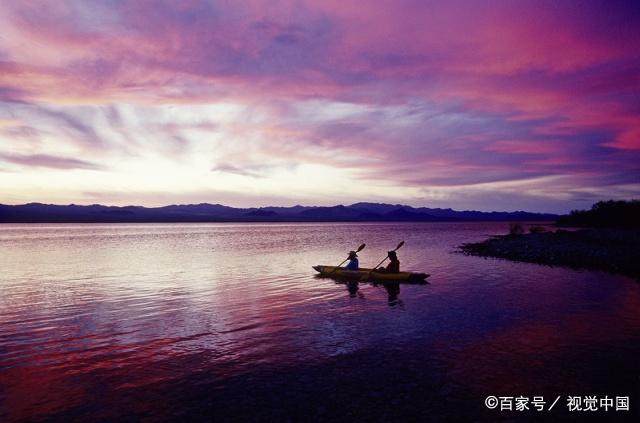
[460,228,640,279]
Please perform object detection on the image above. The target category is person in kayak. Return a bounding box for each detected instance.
[344,250,359,270]
[378,250,400,273]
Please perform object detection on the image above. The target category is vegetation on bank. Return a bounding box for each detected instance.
[460,229,640,278]
[556,200,640,228]
[460,200,640,279]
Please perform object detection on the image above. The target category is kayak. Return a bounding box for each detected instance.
[313,265,430,283]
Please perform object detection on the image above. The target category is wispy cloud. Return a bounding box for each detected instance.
[0,153,104,170]
[211,164,266,178]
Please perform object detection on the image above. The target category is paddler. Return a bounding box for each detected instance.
[386,250,400,272]
[378,250,400,273]
[344,250,359,270]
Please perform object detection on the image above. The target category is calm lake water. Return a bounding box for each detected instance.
[1,222,639,421]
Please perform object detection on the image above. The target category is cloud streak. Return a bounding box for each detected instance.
[0,153,104,170]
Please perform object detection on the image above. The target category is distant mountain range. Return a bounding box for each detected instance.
[0,202,559,223]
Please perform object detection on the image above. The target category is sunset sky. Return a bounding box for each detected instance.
[0,1,639,213]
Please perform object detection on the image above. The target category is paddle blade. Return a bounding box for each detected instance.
[394,241,405,251]
[356,243,366,252]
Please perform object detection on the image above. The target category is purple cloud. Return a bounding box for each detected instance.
[0,153,104,170]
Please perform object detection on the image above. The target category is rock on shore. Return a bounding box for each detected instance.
[459,228,640,279]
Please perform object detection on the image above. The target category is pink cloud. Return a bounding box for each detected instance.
[0,153,104,170]
[485,140,563,155]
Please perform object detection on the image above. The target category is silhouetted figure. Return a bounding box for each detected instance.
[344,250,359,270]
[386,250,400,273]
[377,250,400,273]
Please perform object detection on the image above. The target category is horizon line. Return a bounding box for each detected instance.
[0,200,564,216]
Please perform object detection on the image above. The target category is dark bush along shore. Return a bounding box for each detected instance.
[460,228,640,279]
[460,201,640,279]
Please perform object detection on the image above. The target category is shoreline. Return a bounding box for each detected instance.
[459,228,640,279]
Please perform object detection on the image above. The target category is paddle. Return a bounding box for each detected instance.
[361,241,405,280]
[330,243,366,273]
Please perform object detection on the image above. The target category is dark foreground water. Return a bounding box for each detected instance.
[1,223,638,422]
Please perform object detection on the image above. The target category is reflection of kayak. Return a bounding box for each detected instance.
[313,265,430,283]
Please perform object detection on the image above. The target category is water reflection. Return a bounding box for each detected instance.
[335,279,406,307]
[345,281,363,299]
[380,282,403,308]
[1,222,639,421]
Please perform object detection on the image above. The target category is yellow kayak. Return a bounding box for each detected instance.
[313,265,430,283]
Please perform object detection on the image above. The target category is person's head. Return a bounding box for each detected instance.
[388,250,398,260]
[348,251,358,259]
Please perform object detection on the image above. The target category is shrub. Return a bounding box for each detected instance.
[529,225,546,234]
[509,222,524,236]
[556,199,640,228]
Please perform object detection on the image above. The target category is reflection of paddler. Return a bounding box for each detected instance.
[384,282,401,305]
[347,281,359,297]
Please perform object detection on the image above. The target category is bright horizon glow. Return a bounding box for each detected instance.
[1,1,639,213]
